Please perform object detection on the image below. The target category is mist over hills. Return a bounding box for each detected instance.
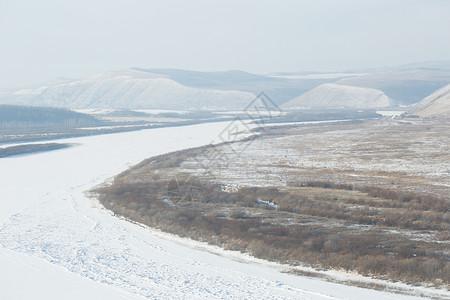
[0,63,449,111]
[336,69,450,105]
[133,68,336,105]
[354,60,450,73]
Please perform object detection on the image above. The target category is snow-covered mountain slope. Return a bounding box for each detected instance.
[3,67,447,111]
[133,68,336,105]
[0,70,257,110]
[414,84,450,117]
[1,122,442,299]
[282,83,392,109]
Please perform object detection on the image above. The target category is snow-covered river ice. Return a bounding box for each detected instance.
[0,122,436,299]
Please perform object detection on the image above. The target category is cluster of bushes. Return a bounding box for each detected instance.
[284,181,449,231]
[300,181,448,213]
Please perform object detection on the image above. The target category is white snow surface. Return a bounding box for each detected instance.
[0,122,434,299]
[282,83,392,109]
[0,69,256,110]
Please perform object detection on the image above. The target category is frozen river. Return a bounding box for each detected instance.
[0,122,434,299]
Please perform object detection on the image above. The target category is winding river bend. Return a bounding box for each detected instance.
[0,122,427,299]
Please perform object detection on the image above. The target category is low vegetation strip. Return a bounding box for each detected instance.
[0,143,71,158]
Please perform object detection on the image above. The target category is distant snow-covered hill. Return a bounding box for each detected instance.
[0,70,257,111]
[282,83,392,109]
[414,84,450,117]
[133,68,335,105]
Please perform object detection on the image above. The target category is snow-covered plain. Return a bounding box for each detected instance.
[0,122,430,299]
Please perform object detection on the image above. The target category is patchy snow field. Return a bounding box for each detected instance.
[0,122,439,299]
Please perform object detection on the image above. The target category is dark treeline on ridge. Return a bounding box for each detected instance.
[0,105,101,129]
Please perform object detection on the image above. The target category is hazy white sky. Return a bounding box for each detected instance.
[1,0,449,89]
